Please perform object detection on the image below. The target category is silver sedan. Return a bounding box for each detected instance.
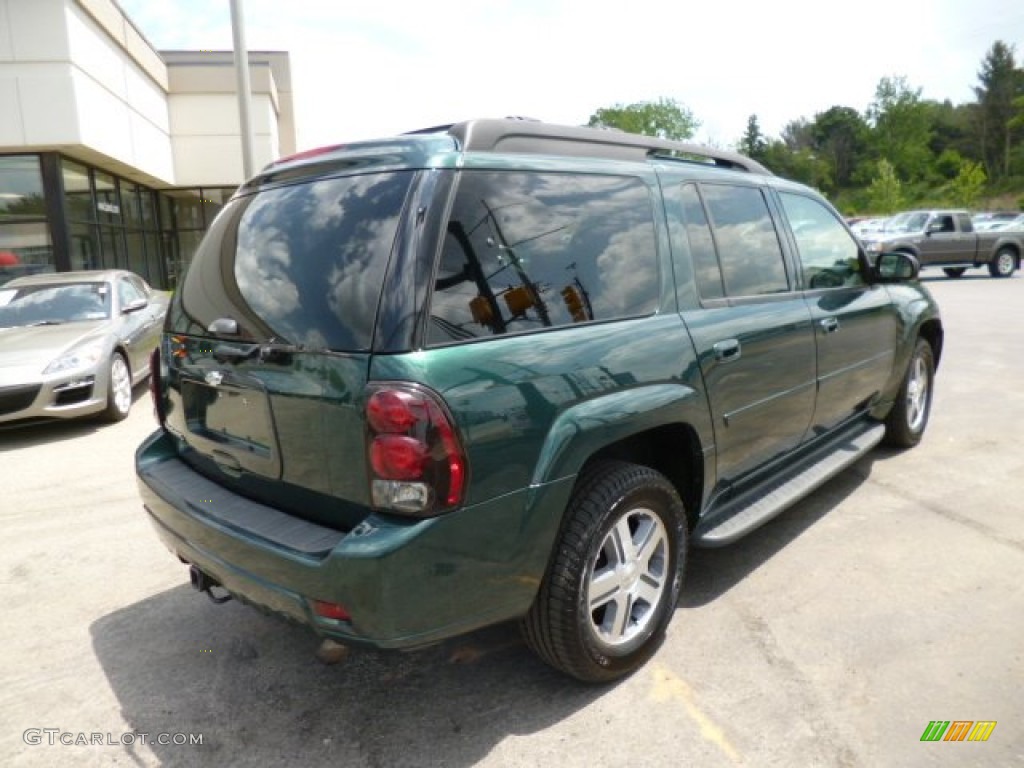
[0,270,169,425]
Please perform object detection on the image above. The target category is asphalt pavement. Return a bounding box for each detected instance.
[1,272,1021,767]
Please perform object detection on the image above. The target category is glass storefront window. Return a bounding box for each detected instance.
[122,182,142,228]
[202,187,234,227]
[125,230,148,278]
[177,229,204,282]
[173,191,204,229]
[0,156,46,217]
[99,227,125,269]
[68,221,99,271]
[139,188,157,229]
[94,172,121,226]
[62,160,94,222]
[144,232,163,286]
[0,155,53,282]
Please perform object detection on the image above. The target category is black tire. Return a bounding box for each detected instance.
[884,339,934,448]
[988,248,1017,278]
[521,461,687,683]
[103,352,132,422]
[943,267,967,278]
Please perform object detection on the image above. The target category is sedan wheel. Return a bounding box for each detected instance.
[103,353,132,422]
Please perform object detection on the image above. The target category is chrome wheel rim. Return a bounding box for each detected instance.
[586,508,669,648]
[111,356,131,415]
[996,252,1014,275]
[905,355,929,432]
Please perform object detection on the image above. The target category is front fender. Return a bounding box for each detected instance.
[530,382,706,485]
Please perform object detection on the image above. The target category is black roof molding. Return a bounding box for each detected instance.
[431,118,771,175]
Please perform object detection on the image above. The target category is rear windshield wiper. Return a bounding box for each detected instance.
[213,340,305,365]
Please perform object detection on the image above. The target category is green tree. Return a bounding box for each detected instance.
[781,118,814,151]
[973,41,1023,179]
[811,106,869,189]
[737,114,767,161]
[865,159,904,213]
[866,76,934,183]
[760,140,832,190]
[587,97,700,141]
[948,160,987,208]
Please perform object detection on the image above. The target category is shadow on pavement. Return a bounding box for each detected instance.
[682,452,884,608]
[91,584,606,767]
[91,448,898,766]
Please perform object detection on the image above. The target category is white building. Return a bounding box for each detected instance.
[0,0,295,288]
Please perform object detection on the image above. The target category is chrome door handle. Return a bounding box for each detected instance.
[820,317,840,334]
[713,339,741,362]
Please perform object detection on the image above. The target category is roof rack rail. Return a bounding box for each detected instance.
[444,118,771,175]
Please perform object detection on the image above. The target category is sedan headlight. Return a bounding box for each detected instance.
[865,241,884,253]
[43,339,106,375]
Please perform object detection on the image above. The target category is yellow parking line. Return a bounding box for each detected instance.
[650,663,743,764]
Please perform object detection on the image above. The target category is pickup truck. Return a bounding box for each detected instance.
[861,209,1022,278]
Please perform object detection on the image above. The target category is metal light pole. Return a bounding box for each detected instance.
[229,0,255,179]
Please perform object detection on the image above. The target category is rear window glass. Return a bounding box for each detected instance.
[170,171,412,350]
[427,171,658,345]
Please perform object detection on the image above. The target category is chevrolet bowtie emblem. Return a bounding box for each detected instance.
[204,370,225,387]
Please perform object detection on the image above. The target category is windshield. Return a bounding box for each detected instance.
[0,282,111,328]
[883,212,929,233]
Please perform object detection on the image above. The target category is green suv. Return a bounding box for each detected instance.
[136,119,942,682]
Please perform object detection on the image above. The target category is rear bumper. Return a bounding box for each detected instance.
[135,429,573,649]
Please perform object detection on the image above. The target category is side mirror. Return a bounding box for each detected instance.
[874,252,920,282]
[122,297,148,313]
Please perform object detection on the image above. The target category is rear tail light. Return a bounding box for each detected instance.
[365,383,467,516]
[149,346,165,425]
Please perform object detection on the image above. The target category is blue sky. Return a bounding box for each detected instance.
[118,0,1024,152]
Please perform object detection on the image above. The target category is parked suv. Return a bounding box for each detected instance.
[136,119,943,682]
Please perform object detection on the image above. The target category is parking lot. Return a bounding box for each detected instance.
[2,273,1022,767]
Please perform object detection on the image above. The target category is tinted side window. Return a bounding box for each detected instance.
[428,172,658,345]
[955,213,972,232]
[701,184,789,296]
[779,192,864,289]
[678,184,724,300]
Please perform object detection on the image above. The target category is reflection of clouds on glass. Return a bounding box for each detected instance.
[429,170,659,342]
[236,219,300,320]
[232,172,409,349]
[703,185,788,296]
[592,222,658,317]
[714,218,788,295]
[309,180,347,231]
[326,219,391,344]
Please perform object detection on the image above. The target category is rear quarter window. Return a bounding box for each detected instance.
[427,171,659,345]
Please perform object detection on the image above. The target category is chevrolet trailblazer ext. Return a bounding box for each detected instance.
[136,119,943,682]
